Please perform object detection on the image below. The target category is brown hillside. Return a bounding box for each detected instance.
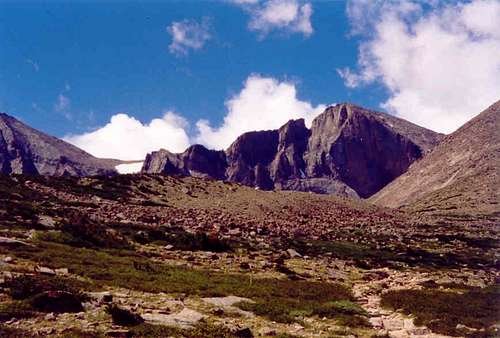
[371,100,500,221]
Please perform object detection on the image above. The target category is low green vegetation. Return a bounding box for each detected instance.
[0,300,37,322]
[1,274,91,322]
[106,304,144,326]
[289,238,495,269]
[0,324,33,338]
[380,285,500,337]
[290,239,400,269]
[6,240,356,325]
[4,274,91,300]
[127,225,233,252]
[238,299,369,326]
[129,322,238,338]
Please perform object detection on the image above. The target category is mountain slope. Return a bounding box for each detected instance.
[371,100,500,219]
[143,103,443,198]
[0,113,120,176]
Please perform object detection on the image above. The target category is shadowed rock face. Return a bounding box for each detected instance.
[0,113,119,176]
[305,105,435,197]
[371,100,500,215]
[143,145,226,180]
[142,103,444,198]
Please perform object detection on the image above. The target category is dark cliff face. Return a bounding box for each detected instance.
[305,105,427,197]
[226,130,279,189]
[269,119,310,183]
[142,103,444,198]
[142,145,226,180]
[0,113,119,176]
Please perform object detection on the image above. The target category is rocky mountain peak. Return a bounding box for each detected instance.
[0,112,120,176]
[143,103,444,198]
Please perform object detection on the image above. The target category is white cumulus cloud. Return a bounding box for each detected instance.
[339,0,500,134]
[65,75,325,159]
[167,18,212,56]
[234,0,314,37]
[64,112,190,161]
[195,75,325,150]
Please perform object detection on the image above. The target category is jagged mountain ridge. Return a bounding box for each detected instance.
[143,103,444,198]
[371,100,500,219]
[0,113,120,176]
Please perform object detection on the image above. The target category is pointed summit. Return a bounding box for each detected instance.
[0,113,119,176]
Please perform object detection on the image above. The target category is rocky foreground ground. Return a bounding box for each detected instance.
[0,174,498,338]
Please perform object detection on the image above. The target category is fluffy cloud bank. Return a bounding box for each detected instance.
[167,18,212,56]
[64,112,190,161]
[65,75,325,160]
[195,75,325,149]
[339,0,500,133]
[233,0,314,37]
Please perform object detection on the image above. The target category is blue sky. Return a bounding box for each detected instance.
[0,1,382,136]
[1,0,499,161]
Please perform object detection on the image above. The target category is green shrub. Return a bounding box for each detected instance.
[0,324,34,337]
[58,210,130,249]
[381,285,500,336]
[31,291,84,313]
[0,300,36,322]
[163,229,232,252]
[130,322,237,338]
[4,274,91,300]
[9,241,354,326]
[313,300,367,317]
[106,304,144,326]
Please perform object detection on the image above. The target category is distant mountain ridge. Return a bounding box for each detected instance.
[371,100,500,219]
[0,113,120,176]
[143,103,444,198]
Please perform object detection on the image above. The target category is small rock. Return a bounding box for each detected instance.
[44,312,56,321]
[35,266,56,275]
[0,236,30,247]
[258,327,277,336]
[55,268,69,275]
[382,318,404,331]
[142,308,205,329]
[202,295,254,307]
[369,317,383,328]
[38,215,56,228]
[286,248,302,258]
[105,329,132,338]
[228,228,241,236]
[456,323,478,332]
[165,244,174,250]
[3,256,13,263]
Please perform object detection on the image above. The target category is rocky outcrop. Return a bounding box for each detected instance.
[304,104,442,197]
[371,100,500,217]
[142,103,444,198]
[0,113,120,176]
[142,144,227,180]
